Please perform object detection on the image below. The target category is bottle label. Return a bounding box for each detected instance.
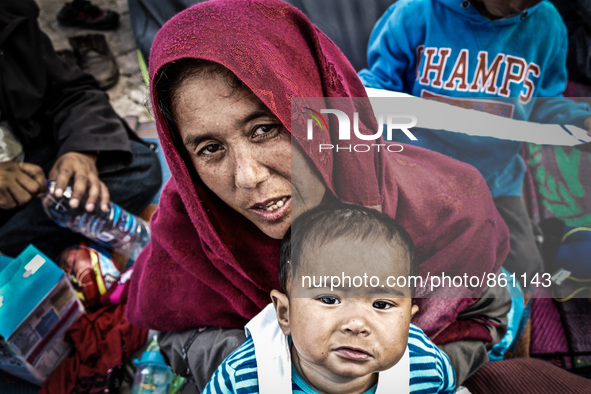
[97,232,116,243]
[95,205,137,247]
[43,184,148,255]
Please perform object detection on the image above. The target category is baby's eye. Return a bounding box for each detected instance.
[372,300,393,310]
[318,296,340,305]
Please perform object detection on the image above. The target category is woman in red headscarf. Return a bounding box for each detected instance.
[126,0,510,389]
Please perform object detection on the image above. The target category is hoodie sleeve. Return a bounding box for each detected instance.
[528,6,591,128]
[358,0,425,93]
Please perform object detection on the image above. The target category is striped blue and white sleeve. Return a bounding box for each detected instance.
[201,337,260,394]
[408,324,456,393]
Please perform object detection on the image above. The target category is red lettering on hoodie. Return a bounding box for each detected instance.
[417,48,539,103]
[469,52,504,94]
[444,49,469,91]
[419,47,451,87]
[499,55,527,97]
[521,62,540,103]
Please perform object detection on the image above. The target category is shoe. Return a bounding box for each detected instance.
[57,1,120,31]
[68,34,119,90]
[56,48,78,65]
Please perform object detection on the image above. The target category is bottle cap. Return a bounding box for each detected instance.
[134,350,168,367]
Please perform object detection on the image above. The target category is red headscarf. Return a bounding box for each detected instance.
[126,0,509,338]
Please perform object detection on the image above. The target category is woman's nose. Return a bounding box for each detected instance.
[233,148,269,189]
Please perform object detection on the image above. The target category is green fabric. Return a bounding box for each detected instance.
[525,144,591,226]
[138,49,149,87]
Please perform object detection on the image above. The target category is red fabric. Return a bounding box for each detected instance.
[40,304,147,394]
[432,319,493,345]
[464,358,591,393]
[530,287,569,355]
[126,0,509,338]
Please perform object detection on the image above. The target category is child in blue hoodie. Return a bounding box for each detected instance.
[359,0,591,288]
[359,0,591,384]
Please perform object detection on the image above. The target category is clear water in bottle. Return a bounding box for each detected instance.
[131,349,173,394]
[41,183,150,267]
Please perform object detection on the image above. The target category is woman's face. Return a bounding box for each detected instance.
[172,73,303,239]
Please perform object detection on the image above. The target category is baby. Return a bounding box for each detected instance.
[203,204,456,393]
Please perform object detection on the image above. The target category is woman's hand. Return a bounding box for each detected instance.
[0,161,46,209]
[49,152,110,212]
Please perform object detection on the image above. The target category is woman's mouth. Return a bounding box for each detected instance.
[249,196,291,221]
[335,347,373,361]
[255,196,289,211]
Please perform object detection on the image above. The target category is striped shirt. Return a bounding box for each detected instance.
[203,324,456,393]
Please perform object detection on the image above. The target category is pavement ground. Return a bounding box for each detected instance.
[38,0,153,123]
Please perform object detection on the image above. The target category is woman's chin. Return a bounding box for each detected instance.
[256,217,291,240]
[247,198,292,239]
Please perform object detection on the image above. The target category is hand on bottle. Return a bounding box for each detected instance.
[48,152,109,212]
[0,161,46,209]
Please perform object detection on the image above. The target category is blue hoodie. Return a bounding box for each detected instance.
[359,0,590,198]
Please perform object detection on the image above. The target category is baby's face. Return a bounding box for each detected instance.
[287,237,418,389]
[474,0,542,19]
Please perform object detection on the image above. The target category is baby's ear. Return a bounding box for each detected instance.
[270,289,291,336]
[410,303,419,319]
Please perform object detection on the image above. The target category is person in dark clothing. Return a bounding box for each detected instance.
[549,0,591,87]
[57,0,120,31]
[0,0,161,261]
[127,0,394,71]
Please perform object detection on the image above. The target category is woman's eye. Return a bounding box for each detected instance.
[198,143,223,156]
[252,124,279,138]
[319,296,340,305]
[372,300,393,310]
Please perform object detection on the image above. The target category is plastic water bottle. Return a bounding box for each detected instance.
[131,348,173,394]
[41,183,150,268]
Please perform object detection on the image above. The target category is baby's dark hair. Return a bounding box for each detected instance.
[279,204,418,296]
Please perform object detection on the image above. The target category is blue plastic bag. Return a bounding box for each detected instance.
[489,267,527,361]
